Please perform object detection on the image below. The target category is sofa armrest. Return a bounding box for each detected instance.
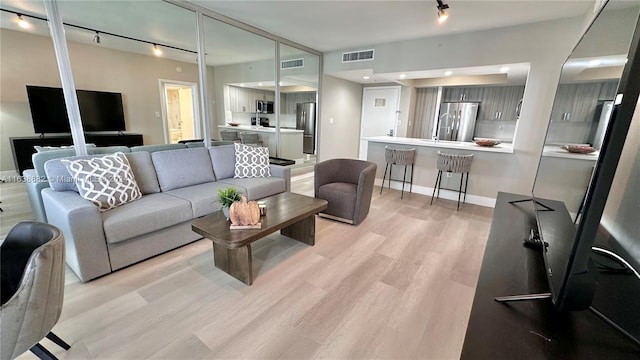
[41,188,111,282]
[23,169,50,222]
[269,164,291,192]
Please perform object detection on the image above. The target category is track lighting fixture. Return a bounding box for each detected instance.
[16,14,30,29]
[436,0,449,23]
[1,8,196,56]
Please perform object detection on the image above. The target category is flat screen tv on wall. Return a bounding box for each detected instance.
[26,85,126,134]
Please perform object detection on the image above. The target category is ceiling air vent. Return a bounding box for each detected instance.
[281,58,304,69]
[342,49,375,63]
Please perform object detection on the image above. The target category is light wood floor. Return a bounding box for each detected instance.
[5,173,493,359]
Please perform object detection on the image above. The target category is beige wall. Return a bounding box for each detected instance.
[0,29,199,172]
[318,75,362,161]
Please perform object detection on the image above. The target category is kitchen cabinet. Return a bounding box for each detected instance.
[442,87,483,102]
[550,82,602,123]
[228,85,276,113]
[598,80,618,101]
[280,91,316,114]
[478,86,525,121]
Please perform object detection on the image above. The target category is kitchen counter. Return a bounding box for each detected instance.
[364,136,514,154]
[219,125,303,133]
[542,145,599,161]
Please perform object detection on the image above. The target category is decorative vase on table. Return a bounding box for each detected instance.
[222,206,230,221]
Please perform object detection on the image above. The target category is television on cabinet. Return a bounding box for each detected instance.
[26,85,126,133]
[529,0,640,344]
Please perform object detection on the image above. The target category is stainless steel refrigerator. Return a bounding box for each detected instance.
[296,102,316,154]
[588,101,613,150]
[437,102,479,142]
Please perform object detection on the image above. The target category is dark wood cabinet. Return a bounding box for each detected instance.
[10,133,143,174]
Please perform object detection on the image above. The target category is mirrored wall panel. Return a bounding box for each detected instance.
[534,0,640,217]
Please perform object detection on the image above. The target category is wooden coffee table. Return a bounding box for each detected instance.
[191,192,328,285]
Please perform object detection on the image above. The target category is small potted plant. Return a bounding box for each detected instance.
[217,186,243,220]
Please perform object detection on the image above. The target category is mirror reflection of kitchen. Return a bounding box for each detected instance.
[534,0,640,219]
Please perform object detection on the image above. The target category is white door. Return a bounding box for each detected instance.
[159,80,200,144]
[359,86,401,159]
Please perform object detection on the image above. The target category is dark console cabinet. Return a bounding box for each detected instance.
[10,133,143,174]
[461,192,639,359]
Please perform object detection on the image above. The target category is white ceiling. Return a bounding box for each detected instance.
[0,0,610,85]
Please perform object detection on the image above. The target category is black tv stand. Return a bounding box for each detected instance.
[461,192,640,358]
[10,133,143,174]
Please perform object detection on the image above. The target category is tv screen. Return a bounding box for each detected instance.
[26,85,126,133]
[531,0,640,315]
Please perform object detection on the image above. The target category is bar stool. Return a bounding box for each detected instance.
[240,132,263,147]
[380,147,415,199]
[430,152,474,211]
[220,130,241,142]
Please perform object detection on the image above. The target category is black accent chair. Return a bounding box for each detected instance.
[314,158,377,225]
[1,221,70,360]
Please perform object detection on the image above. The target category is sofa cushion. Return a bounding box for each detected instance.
[131,144,187,153]
[124,151,160,194]
[151,148,216,191]
[61,152,142,211]
[102,193,192,244]
[165,182,229,217]
[234,143,271,178]
[208,144,235,180]
[217,177,286,201]
[318,182,357,220]
[45,155,99,192]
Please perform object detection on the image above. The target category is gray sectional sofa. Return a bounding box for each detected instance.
[38,144,290,282]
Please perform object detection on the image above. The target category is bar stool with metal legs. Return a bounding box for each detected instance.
[380,147,416,199]
[430,152,474,210]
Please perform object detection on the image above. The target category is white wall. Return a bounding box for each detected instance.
[318,75,362,161]
[0,29,199,172]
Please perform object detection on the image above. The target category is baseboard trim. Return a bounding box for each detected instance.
[375,179,496,208]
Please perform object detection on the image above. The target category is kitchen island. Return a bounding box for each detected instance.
[219,125,304,162]
[364,136,515,207]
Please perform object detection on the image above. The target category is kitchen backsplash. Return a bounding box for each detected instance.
[474,120,516,141]
[544,121,593,145]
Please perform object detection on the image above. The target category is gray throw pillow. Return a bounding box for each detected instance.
[61,152,142,211]
[234,143,271,178]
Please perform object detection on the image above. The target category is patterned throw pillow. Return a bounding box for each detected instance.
[234,143,271,178]
[61,152,142,211]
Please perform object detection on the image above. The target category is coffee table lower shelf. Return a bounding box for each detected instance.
[191,192,327,285]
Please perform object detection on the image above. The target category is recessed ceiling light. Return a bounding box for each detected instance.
[363,76,370,80]
[399,74,407,79]
[239,83,245,87]
[278,81,283,86]
[444,71,452,76]
[588,59,602,67]
[258,82,263,86]
[500,67,509,73]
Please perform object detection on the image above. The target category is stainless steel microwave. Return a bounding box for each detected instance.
[256,100,274,114]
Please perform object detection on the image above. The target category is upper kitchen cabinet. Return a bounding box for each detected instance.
[549,81,615,123]
[227,85,275,113]
[478,86,525,121]
[442,87,483,102]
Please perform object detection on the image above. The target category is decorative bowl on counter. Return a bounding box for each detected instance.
[473,138,502,147]
[561,145,596,154]
[227,122,240,127]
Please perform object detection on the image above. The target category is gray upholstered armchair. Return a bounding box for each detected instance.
[314,158,377,225]
[1,221,69,360]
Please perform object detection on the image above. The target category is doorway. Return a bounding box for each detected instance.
[159,80,200,144]
[359,86,401,159]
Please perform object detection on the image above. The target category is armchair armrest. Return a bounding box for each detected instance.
[41,188,111,282]
[269,164,291,192]
[353,162,377,224]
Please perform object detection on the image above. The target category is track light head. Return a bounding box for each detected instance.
[153,44,162,56]
[93,31,101,44]
[17,14,30,29]
[436,0,450,23]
